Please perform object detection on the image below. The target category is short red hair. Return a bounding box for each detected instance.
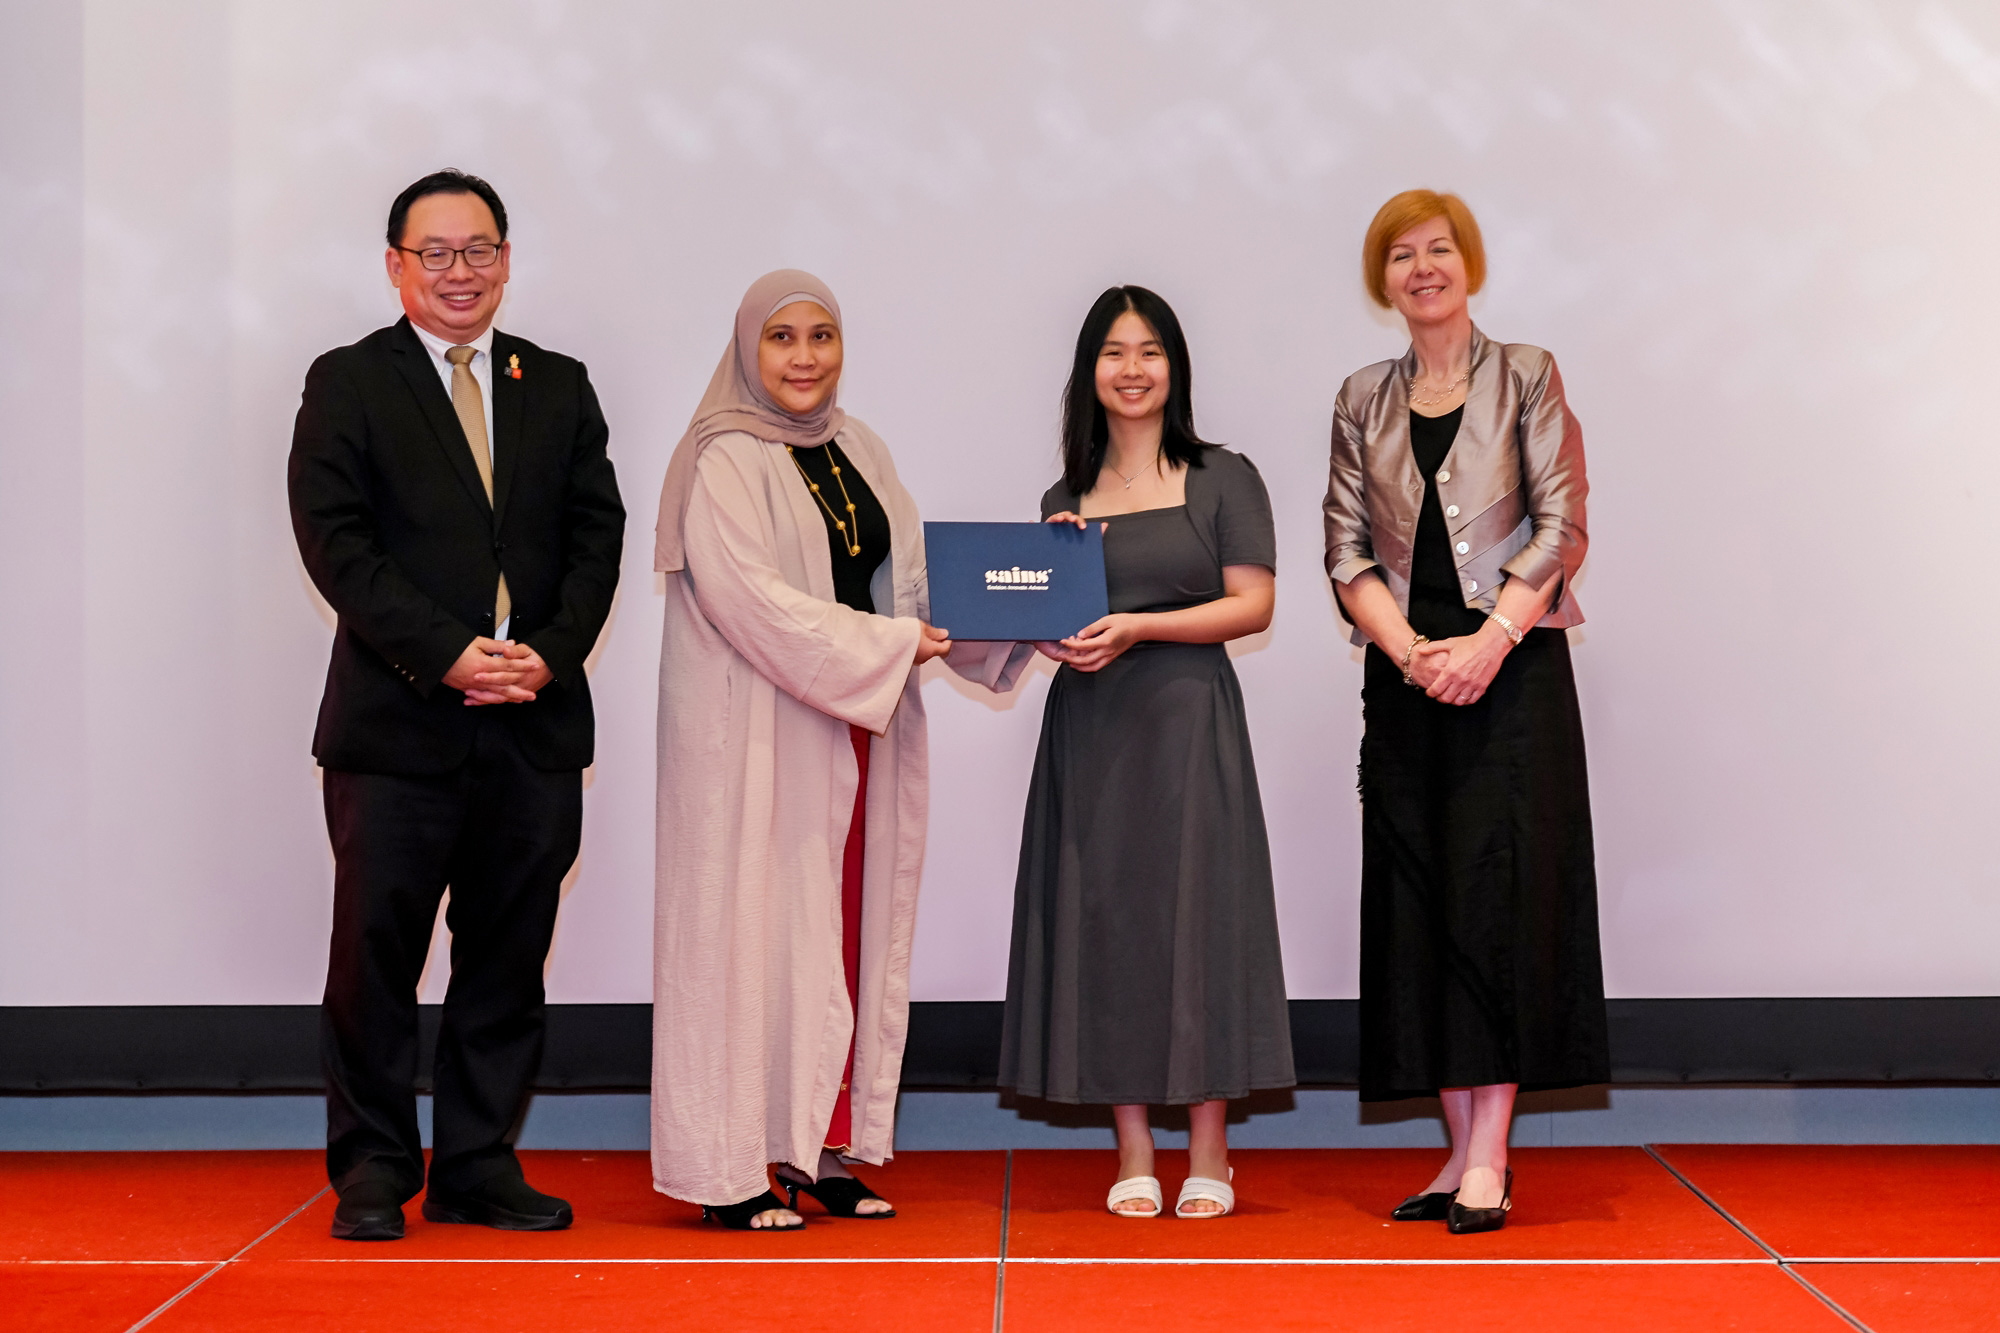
[1362,190,1486,308]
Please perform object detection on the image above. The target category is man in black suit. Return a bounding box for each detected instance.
[288,170,624,1240]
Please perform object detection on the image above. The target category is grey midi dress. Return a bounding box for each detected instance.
[999,447,1296,1105]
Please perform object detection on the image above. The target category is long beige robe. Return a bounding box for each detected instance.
[651,418,1028,1206]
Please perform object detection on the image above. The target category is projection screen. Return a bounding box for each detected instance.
[2,0,1997,1008]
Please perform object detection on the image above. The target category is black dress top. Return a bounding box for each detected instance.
[789,440,891,614]
[1406,407,1485,639]
[1095,465,1278,619]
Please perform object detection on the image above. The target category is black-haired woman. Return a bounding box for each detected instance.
[1000,286,1294,1220]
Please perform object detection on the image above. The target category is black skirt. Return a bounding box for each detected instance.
[1358,628,1610,1100]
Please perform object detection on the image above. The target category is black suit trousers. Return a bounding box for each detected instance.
[320,713,581,1200]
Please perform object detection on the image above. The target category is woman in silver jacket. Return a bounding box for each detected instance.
[1323,190,1608,1235]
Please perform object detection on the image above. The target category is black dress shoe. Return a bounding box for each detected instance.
[1391,1190,1456,1221]
[1446,1169,1512,1235]
[331,1180,406,1241]
[423,1174,573,1231]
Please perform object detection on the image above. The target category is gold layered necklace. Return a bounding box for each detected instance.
[786,444,862,557]
[1409,364,1472,409]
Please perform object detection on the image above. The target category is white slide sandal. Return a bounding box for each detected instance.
[1175,1168,1235,1219]
[1106,1175,1164,1217]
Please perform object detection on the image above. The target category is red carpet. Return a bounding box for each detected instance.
[1002,1264,1842,1332]
[2,1264,202,1333]
[5,1146,1992,1331]
[157,1262,1000,1333]
[1651,1145,2000,1257]
[1801,1262,2000,1333]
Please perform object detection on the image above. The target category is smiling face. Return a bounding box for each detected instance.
[1094,310,1171,424]
[385,191,510,342]
[1383,215,1470,329]
[756,301,843,417]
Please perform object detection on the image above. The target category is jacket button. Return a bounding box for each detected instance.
[1465,579,1478,593]
[1445,504,1459,518]
[1437,469,1451,483]
[1455,541,1470,555]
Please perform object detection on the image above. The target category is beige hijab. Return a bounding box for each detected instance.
[654,269,848,572]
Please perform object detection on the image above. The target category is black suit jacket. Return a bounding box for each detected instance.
[288,318,625,774]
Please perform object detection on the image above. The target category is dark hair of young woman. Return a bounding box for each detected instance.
[1059,285,1215,495]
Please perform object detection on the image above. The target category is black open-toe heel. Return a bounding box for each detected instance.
[701,1189,804,1231]
[779,1172,896,1219]
[1391,1190,1456,1221]
[1446,1169,1512,1235]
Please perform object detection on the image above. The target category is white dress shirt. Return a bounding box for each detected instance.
[409,320,508,638]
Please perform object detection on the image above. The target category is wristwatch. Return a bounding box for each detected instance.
[1487,612,1524,645]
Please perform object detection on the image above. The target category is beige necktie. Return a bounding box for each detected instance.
[445,345,510,632]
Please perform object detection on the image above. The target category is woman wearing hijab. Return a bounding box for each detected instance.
[1322,191,1607,1234]
[651,271,1030,1231]
[1000,286,1294,1221]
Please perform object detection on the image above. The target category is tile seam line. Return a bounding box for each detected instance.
[1643,1144,1874,1333]
[123,1184,330,1333]
[992,1148,1011,1333]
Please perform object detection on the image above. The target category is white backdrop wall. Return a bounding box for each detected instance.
[3,0,1997,1006]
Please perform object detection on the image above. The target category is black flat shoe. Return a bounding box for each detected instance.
[1446,1169,1512,1235]
[331,1180,406,1241]
[423,1174,573,1231]
[702,1189,805,1231]
[1391,1190,1456,1222]
[778,1171,896,1220]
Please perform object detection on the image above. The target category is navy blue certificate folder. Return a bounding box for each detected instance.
[923,521,1110,641]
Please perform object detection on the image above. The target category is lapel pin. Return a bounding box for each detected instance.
[506,353,522,380]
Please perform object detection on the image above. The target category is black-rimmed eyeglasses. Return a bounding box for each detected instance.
[396,243,502,271]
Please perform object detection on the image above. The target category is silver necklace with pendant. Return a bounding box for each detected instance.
[1107,449,1162,489]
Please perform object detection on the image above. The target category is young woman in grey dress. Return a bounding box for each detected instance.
[1323,192,1608,1234]
[1000,286,1295,1219]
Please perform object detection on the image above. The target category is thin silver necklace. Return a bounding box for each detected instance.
[1106,449,1162,489]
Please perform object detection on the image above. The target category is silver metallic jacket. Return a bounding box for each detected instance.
[1322,326,1587,646]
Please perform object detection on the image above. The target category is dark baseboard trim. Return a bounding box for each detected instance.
[2,998,1995,1093]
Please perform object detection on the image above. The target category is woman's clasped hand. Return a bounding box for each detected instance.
[1044,614,1142,671]
[1407,620,1511,706]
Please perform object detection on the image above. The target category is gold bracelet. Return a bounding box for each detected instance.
[1399,634,1429,686]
